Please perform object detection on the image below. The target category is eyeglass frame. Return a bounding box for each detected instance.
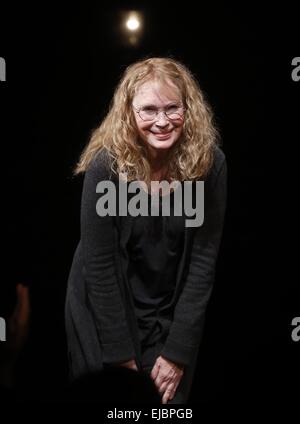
[132,103,186,121]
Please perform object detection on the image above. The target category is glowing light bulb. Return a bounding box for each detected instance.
[126,16,140,31]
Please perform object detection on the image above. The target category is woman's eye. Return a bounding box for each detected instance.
[167,105,178,112]
[143,107,156,112]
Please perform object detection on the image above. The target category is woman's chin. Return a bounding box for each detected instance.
[148,137,176,150]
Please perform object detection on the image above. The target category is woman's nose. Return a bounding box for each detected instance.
[155,111,169,126]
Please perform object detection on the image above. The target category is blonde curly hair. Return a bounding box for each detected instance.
[75,57,220,186]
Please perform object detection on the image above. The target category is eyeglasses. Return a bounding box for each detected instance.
[133,104,185,121]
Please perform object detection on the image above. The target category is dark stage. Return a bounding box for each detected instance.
[0,1,299,416]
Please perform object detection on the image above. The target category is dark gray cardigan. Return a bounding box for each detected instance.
[65,147,227,379]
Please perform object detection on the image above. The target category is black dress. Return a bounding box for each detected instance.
[127,187,186,372]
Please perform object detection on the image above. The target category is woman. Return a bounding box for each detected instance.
[65,57,227,404]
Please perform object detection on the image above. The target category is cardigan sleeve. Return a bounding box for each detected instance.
[80,151,136,364]
[160,153,227,366]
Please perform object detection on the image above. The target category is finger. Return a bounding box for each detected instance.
[158,379,169,394]
[150,360,160,380]
[154,373,163,391]
[154,366,168,390]
[154,361,175,391]
[168,382,178,401]
[162,383,175,404]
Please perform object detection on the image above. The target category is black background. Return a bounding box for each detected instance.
[0,0,299,413]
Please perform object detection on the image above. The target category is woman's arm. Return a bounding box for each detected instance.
[160,152,227,366]
[81,152,136,365]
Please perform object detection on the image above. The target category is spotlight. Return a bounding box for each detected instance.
[121,11,143,46]
[126,16,140,31]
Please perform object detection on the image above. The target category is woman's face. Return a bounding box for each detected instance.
[132,80,184,158]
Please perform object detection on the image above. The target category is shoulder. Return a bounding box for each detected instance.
[204,145,226,185]
[195,145,227,195]
[86,148,115,181]
[210,145,226,177]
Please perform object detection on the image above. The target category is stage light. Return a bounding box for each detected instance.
[118,10,144,48]
[119,11,144,47]
[126,16,140,31]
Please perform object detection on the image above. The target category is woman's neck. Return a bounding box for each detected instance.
[150,161,169,181]
[148,149,171,175]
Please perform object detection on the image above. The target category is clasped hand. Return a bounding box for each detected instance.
[150,355,184,404]
[116,355,184,403]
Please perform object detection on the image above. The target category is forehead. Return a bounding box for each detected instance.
[133,79,181,105]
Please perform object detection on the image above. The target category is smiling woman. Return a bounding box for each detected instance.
[65,57,227,404]
[132,80,185,162]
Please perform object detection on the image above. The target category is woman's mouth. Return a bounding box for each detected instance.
[152,131,172,140]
